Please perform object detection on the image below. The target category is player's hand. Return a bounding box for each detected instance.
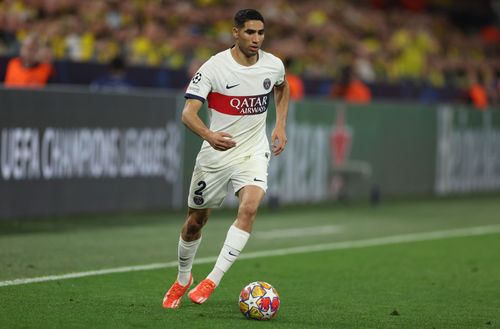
[271,126,287,156]
[207,131,236,151]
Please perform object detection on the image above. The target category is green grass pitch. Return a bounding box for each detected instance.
[0,196,499,329]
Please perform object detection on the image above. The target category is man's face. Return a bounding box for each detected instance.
[20,37,39,64]
[233,20,265,58]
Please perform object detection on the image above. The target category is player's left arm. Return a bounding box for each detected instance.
[271,79,290,156]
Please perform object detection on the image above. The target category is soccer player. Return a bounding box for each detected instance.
[162,8,290,308]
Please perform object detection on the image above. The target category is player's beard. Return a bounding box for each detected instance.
[239,44,259,59]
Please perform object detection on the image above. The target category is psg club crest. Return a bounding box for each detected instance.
[193,196,204,205]
[263,78,271,90]
[192,72,202,84]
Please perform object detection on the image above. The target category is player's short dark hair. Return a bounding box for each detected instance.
[234,9,265,28]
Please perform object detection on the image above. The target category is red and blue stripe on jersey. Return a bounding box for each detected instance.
[206,92,272,116]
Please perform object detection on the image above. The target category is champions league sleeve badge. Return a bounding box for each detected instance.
[192,72,202,84]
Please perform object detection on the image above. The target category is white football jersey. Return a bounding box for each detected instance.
[185,48,285,171]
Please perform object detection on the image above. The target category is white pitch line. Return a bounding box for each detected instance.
[1,224,500,288]
[254,225,342,239]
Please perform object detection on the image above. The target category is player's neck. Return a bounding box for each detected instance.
[230,46,258,66]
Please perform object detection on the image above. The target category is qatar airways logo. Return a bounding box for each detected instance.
[207,92,271,116]
[229,94,269,115]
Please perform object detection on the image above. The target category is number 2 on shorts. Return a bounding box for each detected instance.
[194,181,207,196]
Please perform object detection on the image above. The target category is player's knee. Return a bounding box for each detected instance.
[237,202,258,222]
[189,212,208,229]
[183,209,209,239]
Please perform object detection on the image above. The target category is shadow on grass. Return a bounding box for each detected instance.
[176,299,333,328]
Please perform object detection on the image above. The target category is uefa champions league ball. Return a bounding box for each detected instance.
[239,281,280,320]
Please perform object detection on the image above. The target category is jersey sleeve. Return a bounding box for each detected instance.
[274,59,286,87]
[185,59,214,103]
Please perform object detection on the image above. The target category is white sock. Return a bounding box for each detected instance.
[177,236,202,286]
[207,225,250,286]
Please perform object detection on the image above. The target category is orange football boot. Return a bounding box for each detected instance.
[188,278,216,304]
[162,275,193,309]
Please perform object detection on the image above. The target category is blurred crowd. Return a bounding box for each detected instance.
[1,0,499,106]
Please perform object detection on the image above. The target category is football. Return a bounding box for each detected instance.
[238,281,280,320]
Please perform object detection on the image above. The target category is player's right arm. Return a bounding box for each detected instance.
[181,99,236,151]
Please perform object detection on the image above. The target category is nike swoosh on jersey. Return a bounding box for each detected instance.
[253,178,265,182]
[225,83,240,89]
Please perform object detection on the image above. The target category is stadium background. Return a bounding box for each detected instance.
[1,1,500,328]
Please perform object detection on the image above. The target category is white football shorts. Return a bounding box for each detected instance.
[187,153,270,209]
